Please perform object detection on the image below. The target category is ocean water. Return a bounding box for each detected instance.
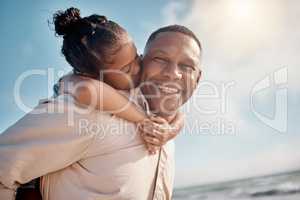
[173,170,300,200]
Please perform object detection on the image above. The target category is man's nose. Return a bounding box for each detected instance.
[162,62,182,80]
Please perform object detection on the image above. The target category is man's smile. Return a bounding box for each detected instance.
[157,84,181,95]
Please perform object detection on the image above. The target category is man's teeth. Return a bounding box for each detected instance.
[158,85,179,94]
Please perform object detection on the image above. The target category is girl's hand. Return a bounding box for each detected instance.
[138,113,184,154]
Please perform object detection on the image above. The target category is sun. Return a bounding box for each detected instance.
[227,0,259,22]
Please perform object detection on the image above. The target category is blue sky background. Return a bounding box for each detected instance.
[0,0,299,188]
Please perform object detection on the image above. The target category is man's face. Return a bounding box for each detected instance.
[141,32,201,118]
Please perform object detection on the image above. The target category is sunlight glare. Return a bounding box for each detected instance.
[228,0,258,22]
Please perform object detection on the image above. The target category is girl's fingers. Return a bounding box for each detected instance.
[142,120,169,133]
[139,118,170,134]
[150,116,168,124]
[143,135,162,146]
[144,129,164,141]
[140,123,163,135]
[146,144,159,155]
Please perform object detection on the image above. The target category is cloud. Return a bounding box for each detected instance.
[160,0,300,187]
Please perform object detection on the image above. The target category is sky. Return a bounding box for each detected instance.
[0,0,299,188]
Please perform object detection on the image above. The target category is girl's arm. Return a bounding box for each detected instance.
[58,74,147,123]
[57,74,184,154]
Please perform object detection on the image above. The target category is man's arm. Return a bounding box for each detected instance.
[0,98,94,199]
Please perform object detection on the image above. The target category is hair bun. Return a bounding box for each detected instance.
[53,7,81,36]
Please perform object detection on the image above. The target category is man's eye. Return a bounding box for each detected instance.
[179,64,195,72]
[153,57,167,63]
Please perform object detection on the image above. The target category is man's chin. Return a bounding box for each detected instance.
[146,94,182,119]
[150,103,179,120]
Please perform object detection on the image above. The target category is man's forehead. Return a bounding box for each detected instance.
[147,31,199,50]
[146,32,201,62]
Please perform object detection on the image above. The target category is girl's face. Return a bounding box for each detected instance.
[102,35,141,90]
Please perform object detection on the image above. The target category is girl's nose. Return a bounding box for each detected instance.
[131,56,142,75]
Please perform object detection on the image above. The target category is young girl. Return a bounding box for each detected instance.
[53,7,184,154]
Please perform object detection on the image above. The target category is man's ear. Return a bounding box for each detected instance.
[139,54,144,67]
[196,70,202,85]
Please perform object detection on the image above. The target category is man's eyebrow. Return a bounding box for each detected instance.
[150,49,168,55]
[182,58,197,66]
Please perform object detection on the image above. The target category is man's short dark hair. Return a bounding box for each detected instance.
[145,25,202,52]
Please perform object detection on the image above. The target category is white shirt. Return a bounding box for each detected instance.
[0,89,175,200]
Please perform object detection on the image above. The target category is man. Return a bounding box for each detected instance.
[0,25,202,200]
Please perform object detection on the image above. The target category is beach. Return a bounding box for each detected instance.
[173,170,300,200]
